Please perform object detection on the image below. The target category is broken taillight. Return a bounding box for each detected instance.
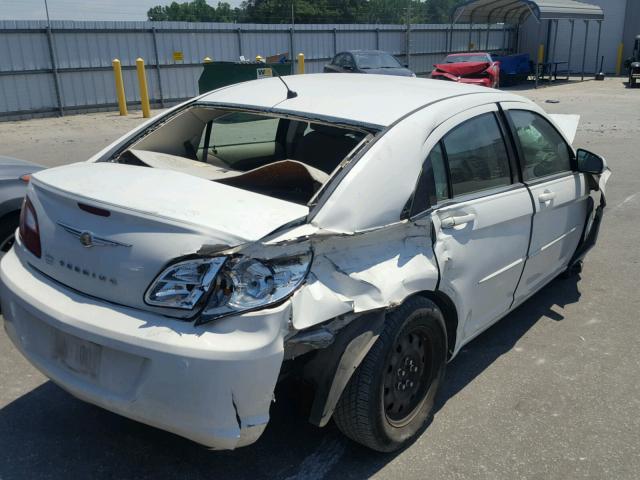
[19,196,41,258]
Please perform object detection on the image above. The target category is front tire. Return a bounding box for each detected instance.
[333,297,447,452]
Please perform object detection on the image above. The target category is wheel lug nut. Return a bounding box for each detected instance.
[409,381,414,388]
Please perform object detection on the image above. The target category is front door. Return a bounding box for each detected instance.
[424,105,534,339]
[501,104,589,305]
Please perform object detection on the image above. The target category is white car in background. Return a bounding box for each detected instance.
[0,74,609,452]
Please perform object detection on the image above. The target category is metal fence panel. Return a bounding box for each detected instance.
[0,20,514,120]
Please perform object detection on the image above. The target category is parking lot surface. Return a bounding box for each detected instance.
[1,77,639,479]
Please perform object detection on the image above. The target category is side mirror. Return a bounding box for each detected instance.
[576,148,605,175]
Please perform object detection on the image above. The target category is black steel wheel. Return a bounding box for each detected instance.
[383,325,434,427]
[334,296,447,452]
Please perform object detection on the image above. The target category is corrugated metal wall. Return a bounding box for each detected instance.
[0,20,514,120]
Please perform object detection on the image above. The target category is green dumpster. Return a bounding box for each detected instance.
[198,61,292,94]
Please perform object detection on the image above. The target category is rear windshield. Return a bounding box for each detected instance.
[354,52,402,69]
[444,55,489,63]
[110,107,370,205]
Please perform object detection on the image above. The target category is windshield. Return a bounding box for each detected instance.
[443,54,489,63]
[354,52,402,69]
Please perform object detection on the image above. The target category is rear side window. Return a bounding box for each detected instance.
[410,143,449,215]
[508,110,572,180]
[442,112,511,197]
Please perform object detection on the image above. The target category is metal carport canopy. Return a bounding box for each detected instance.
[452,0,604,24]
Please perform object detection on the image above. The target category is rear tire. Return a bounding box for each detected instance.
[333,297,447,452]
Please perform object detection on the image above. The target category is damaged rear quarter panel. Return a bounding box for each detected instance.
[290,220,438,330]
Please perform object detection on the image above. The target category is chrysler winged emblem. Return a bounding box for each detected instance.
[58,223,132,248]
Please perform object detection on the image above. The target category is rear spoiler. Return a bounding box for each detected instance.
[549,114,580,144]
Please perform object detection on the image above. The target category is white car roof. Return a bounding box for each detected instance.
[199,73,524,129]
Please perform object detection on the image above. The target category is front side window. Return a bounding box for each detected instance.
[508,110,572,180]
[210,112,279,146]
[442,112,512,197]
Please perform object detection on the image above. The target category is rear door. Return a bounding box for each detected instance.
[501,103,589,305]
[420,104,533,340]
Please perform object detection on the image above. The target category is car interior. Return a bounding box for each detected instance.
[114,106,370,204]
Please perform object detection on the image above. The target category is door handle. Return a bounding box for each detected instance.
[441,213,476,229]
[538,191,556,202]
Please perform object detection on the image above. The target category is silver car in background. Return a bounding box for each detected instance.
[0,156,43,257]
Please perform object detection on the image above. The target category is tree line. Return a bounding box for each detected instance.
[147,0,459,24]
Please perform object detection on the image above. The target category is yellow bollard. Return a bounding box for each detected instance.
[537,44,545,64]
[297,53,305,74]
[616,43,624,75]
[112,59,127,116]
[136,58,151,119]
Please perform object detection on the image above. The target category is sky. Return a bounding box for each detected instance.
[0,0,244,21]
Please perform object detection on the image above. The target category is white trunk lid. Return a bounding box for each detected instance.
[24,162,308,316]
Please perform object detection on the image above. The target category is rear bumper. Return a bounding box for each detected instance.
[1,247,288,450]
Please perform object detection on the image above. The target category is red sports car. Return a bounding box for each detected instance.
[431,53,500,88]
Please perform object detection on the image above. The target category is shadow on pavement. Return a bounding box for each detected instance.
[0,276,581,480]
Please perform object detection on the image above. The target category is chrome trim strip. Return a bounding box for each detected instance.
[478,257,524,284]
[530,226,577,257]
[57,222,132,248]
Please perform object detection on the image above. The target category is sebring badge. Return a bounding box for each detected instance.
[58,222,132,248]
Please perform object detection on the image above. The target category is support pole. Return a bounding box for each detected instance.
[502,23,507,54]
[289,27,295,75]
[581,20,590,81]
[535,20,542,88]
[151,27,165,108]
[468,22,473,50]
[616,43,624,75]
[237,28,243,59]
[405,23,411,69]
[567,20,575,76]
[45,25,64,116]
[485,22,491,51]
[550,20,559,82]
[333,28,337,56]
[112,59,127,116]
[375,28,380,50]
[593,20,602,75]
[297,53,305,74]
[544,19,552,64]
[136,58,151,118]
[448,23,453,53]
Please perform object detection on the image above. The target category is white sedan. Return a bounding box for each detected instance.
[0,74,609,452]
